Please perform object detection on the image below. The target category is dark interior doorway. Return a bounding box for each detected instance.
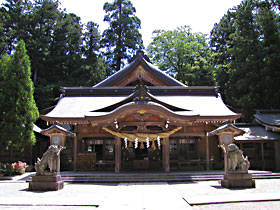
[122,141,162,171]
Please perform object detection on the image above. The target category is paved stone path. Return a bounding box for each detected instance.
[172,179,280,204]
[98,182,191,210]
[193,201,280,210]
[0,173,280,210]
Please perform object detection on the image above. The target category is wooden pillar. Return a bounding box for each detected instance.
[204,123,210,171]
[162,137,170,172]
[274,142,280,171]
[206,135,210,171]
[115,137,121,173]
[73,136,77,171]
[261,142,265,170]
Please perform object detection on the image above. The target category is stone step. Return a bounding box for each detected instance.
[59,172,280,183]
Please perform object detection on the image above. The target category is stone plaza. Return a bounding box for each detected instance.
[0,172,280,210]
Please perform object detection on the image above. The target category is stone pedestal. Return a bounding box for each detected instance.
[221,172,255,188]
[29,174,64,191]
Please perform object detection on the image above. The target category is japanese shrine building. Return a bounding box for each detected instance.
[41,50,241,172]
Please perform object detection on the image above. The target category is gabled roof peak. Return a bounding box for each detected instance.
[129,50,151,63]
[94,50,186,87]
[208,123,245,137]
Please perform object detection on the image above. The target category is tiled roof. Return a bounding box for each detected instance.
[234,124,280,141]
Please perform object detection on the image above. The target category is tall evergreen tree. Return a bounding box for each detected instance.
[0,0,108,109]
[0,0,32,56]
[210,9,236,101]
[82,21,107,86]
[228,0,263,118]
[210,0,280,121]
[257,0,280,109]
[0,40,39,149]
[102,0,144,73]
[84,21,101,60]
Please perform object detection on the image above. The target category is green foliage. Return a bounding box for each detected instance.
[102,0,144,73]
[0,0,33,55]
[257,0,280,109]
[210,10,236,95]
[210,0,280,121]
[0,40,39,149]
[82,21,107,86]
[3,0,279,125]
[0,0,108,109]
[147,26,214,86]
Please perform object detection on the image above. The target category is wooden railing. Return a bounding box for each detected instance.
[77,153,96,170]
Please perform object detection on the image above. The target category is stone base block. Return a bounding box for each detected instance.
[29,175,64,191]
[221,173,255,188]
[31,175,62,182]
[224,173,252,180]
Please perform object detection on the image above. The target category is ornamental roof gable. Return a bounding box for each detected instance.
[208,123,245,137]
[94,50,186,87]
[91,84,189,113]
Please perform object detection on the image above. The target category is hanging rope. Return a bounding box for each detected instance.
[102,126,182,142]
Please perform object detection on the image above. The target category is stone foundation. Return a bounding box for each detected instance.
[221,172,255,188]
[29,174,64,191]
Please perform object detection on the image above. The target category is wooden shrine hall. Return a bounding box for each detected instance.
[41,50,241,172]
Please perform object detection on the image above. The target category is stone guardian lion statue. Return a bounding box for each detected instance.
[35,145,64,175]
[220,143,250,173]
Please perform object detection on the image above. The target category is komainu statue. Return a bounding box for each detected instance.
[35,145,64,175]
[221,143,250,173]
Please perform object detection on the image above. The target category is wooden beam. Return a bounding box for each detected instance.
[78,133,114,138]
[171,132,205,137]
[77,130,206,139]
[119,121,165,127]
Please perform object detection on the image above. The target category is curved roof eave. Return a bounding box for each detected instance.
[85,101,199,123]
[91,85,190,113]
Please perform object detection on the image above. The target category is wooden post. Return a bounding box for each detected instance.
[274,142,280,171]
[115,137,121,173]
[206,135,210,171]
[73,136,77,171]
[162,137,170,172]
[261,142,265,170]
[224,149,229,173]
[205,123,210,171]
